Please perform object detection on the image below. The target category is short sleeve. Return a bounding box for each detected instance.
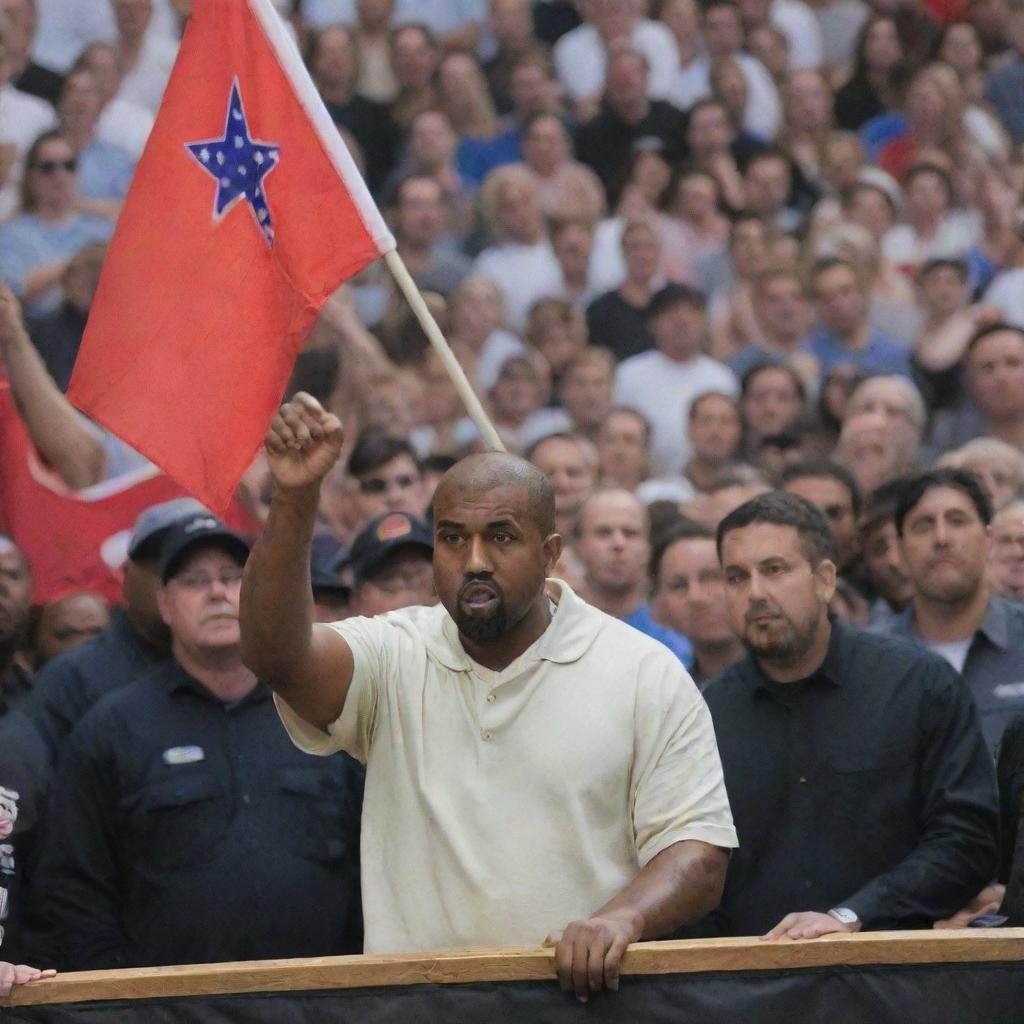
[630,652,738,864]
[273,615,398,763]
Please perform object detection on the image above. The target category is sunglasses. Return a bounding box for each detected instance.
[359,474,418,496]
[34,158,77,175]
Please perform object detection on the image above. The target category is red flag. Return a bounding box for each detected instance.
[0,379,260,604]
[68,0,393,514]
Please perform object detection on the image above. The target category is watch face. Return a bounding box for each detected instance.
[830,908,858,925]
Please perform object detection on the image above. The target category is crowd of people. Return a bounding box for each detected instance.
[4,0,1024,1000]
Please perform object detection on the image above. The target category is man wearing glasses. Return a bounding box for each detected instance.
[30,514,365,970]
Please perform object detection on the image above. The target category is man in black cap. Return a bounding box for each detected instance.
[25,498,206,761]
[32,515,364,970]
[346,512,436,618]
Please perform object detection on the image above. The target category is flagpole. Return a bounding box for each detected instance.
[383,249,507,453]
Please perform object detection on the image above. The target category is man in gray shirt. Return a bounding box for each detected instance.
[883,468,1024,752]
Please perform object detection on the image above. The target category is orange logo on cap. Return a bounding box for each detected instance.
[377,514,412,542]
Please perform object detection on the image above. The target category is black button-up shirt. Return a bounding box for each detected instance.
[34,660,364,969]
[885,594,1024,753]
[26,608,167,763]
[698,619,999,936]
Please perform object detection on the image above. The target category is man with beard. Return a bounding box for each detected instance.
[695,491,997,938]
[886,469,1024,754]
[650,522,743,687]
[241,393,737,1003]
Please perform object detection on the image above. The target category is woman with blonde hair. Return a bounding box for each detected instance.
[864,62,1006,182]
[778,68,835,186]
[437,51,520,185]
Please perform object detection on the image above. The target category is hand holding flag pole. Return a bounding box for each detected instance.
[67,0,503,516]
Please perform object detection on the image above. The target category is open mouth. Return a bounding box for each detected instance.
[460,582,500,613]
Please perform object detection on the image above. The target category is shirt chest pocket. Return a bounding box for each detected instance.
[275,763,361,865]
[121,771,227,874]
[825,746,915,824]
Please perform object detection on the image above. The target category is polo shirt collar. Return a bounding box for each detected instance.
[893,593,1006,650]
[163,660,270,706]
[428,579,601,672]
[977,594,1010,650]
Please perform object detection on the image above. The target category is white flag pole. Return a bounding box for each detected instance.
[383,249,507,453]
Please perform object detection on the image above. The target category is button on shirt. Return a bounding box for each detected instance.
[885,595,1024,753]
[36,661,364,969]
[699,620,998,937]
[276,580,737,954]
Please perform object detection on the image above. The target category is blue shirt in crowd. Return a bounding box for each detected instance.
[625,603,693,669]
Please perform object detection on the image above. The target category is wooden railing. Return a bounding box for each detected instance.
[5,930,1024,1007]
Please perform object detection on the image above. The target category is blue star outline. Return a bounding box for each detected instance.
[185,78,281,245]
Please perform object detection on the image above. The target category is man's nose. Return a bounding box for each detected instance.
[465,535,492,574]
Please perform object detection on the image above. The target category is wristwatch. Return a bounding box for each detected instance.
[828,907,859,926]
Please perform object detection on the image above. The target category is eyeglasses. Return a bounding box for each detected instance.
[174,569,245,590]
[359,474,418,496]
[33,158,78,175]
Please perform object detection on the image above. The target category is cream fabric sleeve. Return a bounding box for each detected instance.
[273,615,392,763]
[630,649,739,865]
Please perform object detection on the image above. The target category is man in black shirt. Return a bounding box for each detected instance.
[26,498,205,761]
[34,516,364,969]
[701,491,998,938]
[574,47,687,191]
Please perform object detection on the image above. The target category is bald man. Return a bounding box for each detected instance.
[241,394,736,1002]
[575,490,693,666]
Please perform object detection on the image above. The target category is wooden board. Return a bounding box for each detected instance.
[6,929,1024,1007]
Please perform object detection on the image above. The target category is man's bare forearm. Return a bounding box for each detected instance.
[1,315,104,488]
[240,484,319,689]
[596,840,730,940]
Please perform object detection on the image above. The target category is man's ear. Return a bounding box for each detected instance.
[155,585,173,627]
[543,532,564,575]
[814,558,838,605]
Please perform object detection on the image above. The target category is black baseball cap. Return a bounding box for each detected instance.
[159,513,251,583]
[347,512,433,584]
[128,497,208,562]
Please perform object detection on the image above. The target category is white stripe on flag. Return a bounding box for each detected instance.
[247,0,396,256]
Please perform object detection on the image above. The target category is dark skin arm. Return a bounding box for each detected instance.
[544,840,730,1002]
[239,393,355,730]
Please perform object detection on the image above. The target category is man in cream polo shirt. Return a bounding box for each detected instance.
[241,393,737,1002]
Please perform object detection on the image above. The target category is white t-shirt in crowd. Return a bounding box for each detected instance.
[554,20,681,103]
[301,0,486,33]
[472,239,562,334]
[117,31,179,114]
[668,52,781,140]
[275,579,737,954]
[96,97,155,159]
[771,0,824,70]
[984,267,1024,328]
[615,350,738,476]
[881,211,982,275]
[33,0,181,72]
[926,637,973,674]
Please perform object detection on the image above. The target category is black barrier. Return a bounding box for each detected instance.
[5,964,1024,1024]
[5,934,1024,1023]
